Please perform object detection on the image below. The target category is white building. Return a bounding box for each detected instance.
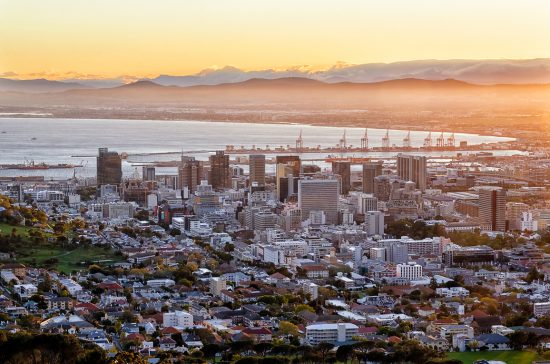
[210,277,227,297]
[163,310,193,328]
[303,282,319,300]
[520,211,538,232]
[306,323,359,344]
[436,287,470,298]
[534,302,550,318]
[14,284,38,299]
[370,247,386,261]
[59,279,83,296]
[366,211,384,236]
[396,262,423,280]
[146,279,175,288]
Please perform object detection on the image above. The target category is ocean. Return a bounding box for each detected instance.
[0,117,519,180]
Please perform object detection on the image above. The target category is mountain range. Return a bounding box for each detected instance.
[2,58,550,93]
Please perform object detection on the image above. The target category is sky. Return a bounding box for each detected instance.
[1,0,549,79]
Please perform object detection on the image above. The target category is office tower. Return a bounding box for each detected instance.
[282,207,302,231]
[396,154,427,191]
[389,244,408,264]
[396,262,423,279]
[332,161,351,195]
[370,247,386,261]
[275,155,301,176]
[209,151,230,190]
[298,178,339,225]
[97,148,122,186]
[178,156,203,193]
[358,193,378,214]
[373,175,392,202]
[365,210,384,236]
[276,165,299,202]
[249,154,266,186]
[142,166,156,182]
[479,187,506,232]
[362,161,383,194]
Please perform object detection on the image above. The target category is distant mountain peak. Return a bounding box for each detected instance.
[120,80,162,88]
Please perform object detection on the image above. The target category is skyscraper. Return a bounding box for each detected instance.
[178,156,204,193]
[142,166,156,182]
[209,151,230,190]
[97,148,122,186]
[275,155,301,177]
[332,161,351,195]
[249,154,266,186]
[298,178,339,225]
[362,161,383,194]
[276,155,301,202]
[479,187,506,231]
[396,154,427,191]
[365,210,384,236]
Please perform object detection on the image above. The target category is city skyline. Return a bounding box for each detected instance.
[1,0,549,79]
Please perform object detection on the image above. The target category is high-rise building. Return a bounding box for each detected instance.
[276,155,301,201]
[396,154,427,191]
[275,155,301,176]
[210,277,227,297]
[142,166,156,182]
[506,202,529,231]
[479,187,506,232]
[332,161,351,195]
[362,162,383,194]
[298,178,339,225]
[209,151,230,190]
[389,244,409,264]
[373,175,393,202]
[366,210,384,236]
[178,156,203,193]
[356,193,378,215]
[97,148,122,186]
[249,155,266,186]
[396,262,423,279]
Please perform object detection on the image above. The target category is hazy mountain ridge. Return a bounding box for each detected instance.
[2,59,550,93]
[0,78,87,93]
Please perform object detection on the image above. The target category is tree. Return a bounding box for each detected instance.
[316,342,335,364]
[294,304,314,314]
[336,344,354,362]
[278,321,300,337]
[109,352,146,364]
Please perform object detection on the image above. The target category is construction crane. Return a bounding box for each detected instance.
[436,132,445,148]
[423,132,432,148]
[339,129,347,152]
[360,128,368,151]
[403,130,411,149]
[382,129,390,150]
[447,132,456,148]
[295,129,304,152]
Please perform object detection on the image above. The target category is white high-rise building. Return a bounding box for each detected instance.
[366,211,384,236]
[210,277,227,297]
[396,262,423,279]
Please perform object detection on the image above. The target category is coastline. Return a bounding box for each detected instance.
[0,114,517,140]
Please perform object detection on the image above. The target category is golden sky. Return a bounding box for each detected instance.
[1,0,549,79]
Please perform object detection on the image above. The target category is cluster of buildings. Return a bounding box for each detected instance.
[1,146,550,360]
